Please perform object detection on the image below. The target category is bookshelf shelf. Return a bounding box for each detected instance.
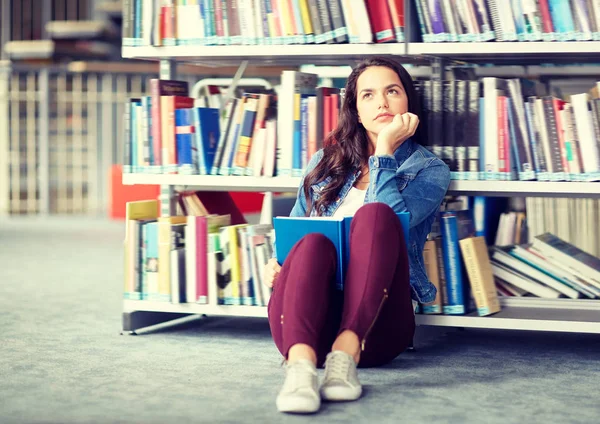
[447,180,600,199]
[124,300,269,318]
[122,44,411,67]
[123,174,600,198]
[408,42,600,64]
[122,174,302,192]
[123,298,600,334]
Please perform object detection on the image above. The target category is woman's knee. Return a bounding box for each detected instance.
[354,202,396,223]
[297,232,336,254]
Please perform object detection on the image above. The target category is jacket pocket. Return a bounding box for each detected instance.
[395,174,415,191]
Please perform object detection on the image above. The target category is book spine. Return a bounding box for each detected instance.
[123,100,132,173]
[441,214,466,315]
[327,0,349,42]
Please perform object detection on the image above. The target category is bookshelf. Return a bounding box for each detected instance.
[121,39,600,334]
[124,175,600,199]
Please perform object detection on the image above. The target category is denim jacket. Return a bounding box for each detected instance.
[277,138,450,303]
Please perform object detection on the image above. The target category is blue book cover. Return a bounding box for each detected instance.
[144,222,159,301]
[548,0,576,40]
[175,108,195,174]
[195,107,221,175]
[440,210,475,315]
[273,212,409,291]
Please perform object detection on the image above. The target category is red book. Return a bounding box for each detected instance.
[537,0,554,36]
[497,96,508,176]
[552,98,570,173]
[162,96,194,172]
[365,0,395,43]
[386,0,404,36]
[150,79,189,170]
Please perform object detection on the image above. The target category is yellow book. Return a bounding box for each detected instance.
[157,216,188,302]
[124,200,159,299]
[459,236,501,316]
[279,0,294,37]
[421,240,442,314]
[298,0,313,34]
[226,224,248,305]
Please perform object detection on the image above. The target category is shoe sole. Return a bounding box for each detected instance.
[320,386,362,402]
[276,397,321,414]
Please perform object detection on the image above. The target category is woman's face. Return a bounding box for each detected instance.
[355,66,409,144]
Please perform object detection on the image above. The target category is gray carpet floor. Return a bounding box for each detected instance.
[1,217,599,424]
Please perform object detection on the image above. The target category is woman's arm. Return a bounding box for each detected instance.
[365,154,450,228]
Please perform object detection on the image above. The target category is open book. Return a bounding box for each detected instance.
[273,212,409,290]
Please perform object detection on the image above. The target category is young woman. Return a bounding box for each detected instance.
[264,57,451,414]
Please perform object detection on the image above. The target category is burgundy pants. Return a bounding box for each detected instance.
[268,202,415,368]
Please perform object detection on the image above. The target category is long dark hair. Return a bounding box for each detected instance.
[303,57,425,216]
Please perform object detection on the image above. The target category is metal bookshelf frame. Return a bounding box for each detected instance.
[121,41,600,335]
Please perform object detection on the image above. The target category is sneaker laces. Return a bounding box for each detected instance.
[324,352,353,383]
[283,361,317,391]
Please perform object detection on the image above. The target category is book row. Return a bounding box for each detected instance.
[421,207,600,316]
[124,197,275,307]
[123,72,340,177]
[415,0,600,42]
[122,0,404,47]
[416,78,600,181]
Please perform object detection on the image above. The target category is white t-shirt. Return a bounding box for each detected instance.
[331,187,367,218]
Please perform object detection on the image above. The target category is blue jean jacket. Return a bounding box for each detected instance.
[276,138,450,303]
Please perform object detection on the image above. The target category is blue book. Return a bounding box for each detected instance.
[440,210,475,315]
[273,212,409,291]
[194,107,221,175]
[175,108,195,174]
[548,0,576,40]
[300,97,309,170]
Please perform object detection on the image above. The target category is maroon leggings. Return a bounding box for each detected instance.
[268,202,415,368]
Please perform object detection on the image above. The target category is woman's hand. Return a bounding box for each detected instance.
[264,257,282,288]
[375,112,419,156]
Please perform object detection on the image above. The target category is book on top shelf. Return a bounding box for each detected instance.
[273,212,409,291]
[121,0,403,46]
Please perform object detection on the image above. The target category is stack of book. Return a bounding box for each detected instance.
[420,207,600,317]
[123,71,342,177]
[414,0,600,42]
[121,0,406,46]
[124,197,275,307]
[416,79,600,182]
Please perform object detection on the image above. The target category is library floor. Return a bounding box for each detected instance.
[1,217,600,424]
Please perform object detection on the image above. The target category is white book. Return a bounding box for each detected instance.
[184,222,197,304]
[142,0,154,46]
[248,233,265,306]
[491,262,561,298]
[570,93,600,176]
[263,119,277,177]
[532,234,600,288]
[251,127,267,176]
[352,0,374,43]
[495,278,528,297]
[482,78,501,178]
[511,245,599,298]
[491,249,580,299]
[340,0,359,43]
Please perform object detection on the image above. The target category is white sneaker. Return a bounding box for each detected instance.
[276,360,321,414]
[320,351,362,401]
